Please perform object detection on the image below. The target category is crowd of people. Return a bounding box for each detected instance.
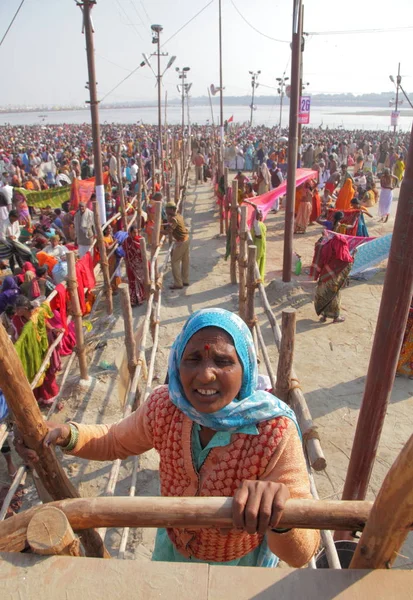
[0,118,411,570]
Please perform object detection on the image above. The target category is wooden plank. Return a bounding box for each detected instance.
[0,497,373,552]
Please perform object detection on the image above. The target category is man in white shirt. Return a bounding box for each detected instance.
[0,209,32,269]
[43,235,67,260]
[130,159,138,181]
[0,209,20,243]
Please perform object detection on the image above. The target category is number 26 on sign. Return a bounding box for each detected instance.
[298,96,311,125]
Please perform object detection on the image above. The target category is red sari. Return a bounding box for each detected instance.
[122,234,145,306]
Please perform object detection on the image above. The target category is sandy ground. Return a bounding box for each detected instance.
[1,170,412,567]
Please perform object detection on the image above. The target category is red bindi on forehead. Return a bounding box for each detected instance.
[204,344,210,351]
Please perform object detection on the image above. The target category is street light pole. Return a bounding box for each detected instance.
[282,0,303,283]
[394,62,401,134]
[176,67,190,139]
[78,0,105,223]
[249,71,261,127]
[276,76,289,130]
[218,0,224,144]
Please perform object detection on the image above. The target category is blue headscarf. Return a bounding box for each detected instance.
[168,308,300,433]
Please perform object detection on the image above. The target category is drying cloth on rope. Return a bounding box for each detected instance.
[70,172,110,211]
[18,186,71,209]
[325,230,376,253]
[244,169,317,228]
[350,234,392,276]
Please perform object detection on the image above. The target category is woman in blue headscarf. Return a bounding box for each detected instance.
[15,308,319,567]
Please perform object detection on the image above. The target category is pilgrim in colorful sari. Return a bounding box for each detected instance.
[251,208,267,281]
[13,298,61,406]
[350,198,373,237]
[122,225,145,306]
[26,308,319,567]
[397,298,413,378]
[294,184,312,234]
[335,178,355,211]
[312,234,353,323]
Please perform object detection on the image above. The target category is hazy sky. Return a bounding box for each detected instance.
[1,0,412,107]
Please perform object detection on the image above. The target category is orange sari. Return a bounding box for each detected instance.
[335,179,355,211]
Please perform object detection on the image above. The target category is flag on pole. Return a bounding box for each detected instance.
[227,115,234,123]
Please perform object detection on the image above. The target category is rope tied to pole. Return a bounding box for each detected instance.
[246,278,262,290]
[66,277,78,290]
[246,316,258,329]
[302,428,321,442]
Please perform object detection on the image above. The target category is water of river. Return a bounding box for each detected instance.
[1,104,412,131]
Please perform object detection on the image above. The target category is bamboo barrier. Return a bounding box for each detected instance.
[0,323,108,558]
[93,201,113,316]
[0,424,8,452]
[116,145,127,231]
[275,308,297,404]
[0,497,374,553]
[0,466,27,521]
[241,227,326,471]
[254,322,277,392]
[115,156,191,556]
[308,469,341,569]
[27,506,81,557]
[230,180,238,285]
[245,245,257,330]
[350,433,413,569]
[238,205,248,320]
[66,252,89,381]
[224,167,229,234]
[119,283,137,376]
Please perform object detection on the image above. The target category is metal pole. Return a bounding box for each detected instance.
[186,88,191,138]
[218,0,224,143]
[341,123,413,508]
[394,62,401,134]
[282,0,302,283]
[81,0,106,223]
[181,73,185,137]
[250,75,254,128]
[157,34,162,168]
[297,5,304,165]
[279,85,284,130]
[207,86,215,127]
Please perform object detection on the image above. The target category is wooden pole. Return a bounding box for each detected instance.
[116,144,127,231]
[174,159,181,202]
[342,124,413,504]
[238,205,247,320]
[230,180,238,285]
[255,322,277,392]
[93,202,113,316]
[66,252,89,381]
[27,506,81,557]
[165,181,171,204]
[119,283,137,376]
[0,497,374,552]
[245,245,257,330]
[224,167,229,234]
[151,202,162,257]
[140,237,151,299]
[254,274,326,470]
[151,155,156,191]
[275,308,297,403]
[350,434,413,569]
[0,324,107,558]
[282,0,302,282]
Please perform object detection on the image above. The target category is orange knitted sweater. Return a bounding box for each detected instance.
[70,385,320,567]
